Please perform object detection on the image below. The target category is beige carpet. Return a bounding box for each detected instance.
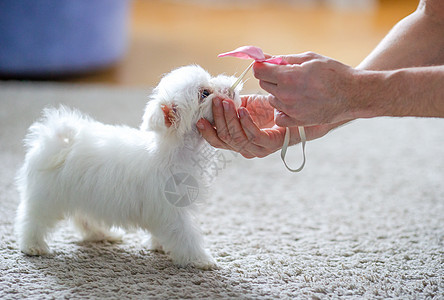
[0,81,443,299]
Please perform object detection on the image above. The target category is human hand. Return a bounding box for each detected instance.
[196,94,348,158]
[196,95,287,158]
[253,52,360,127]
[239,94,275,129]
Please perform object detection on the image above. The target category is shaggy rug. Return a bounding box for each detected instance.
[0,81,443,299]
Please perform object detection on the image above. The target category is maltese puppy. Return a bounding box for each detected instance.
[15,65,242,269]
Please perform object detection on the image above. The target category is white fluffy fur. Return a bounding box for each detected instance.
[15,65,242,269]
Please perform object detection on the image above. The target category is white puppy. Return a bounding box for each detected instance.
[15,65,242,269]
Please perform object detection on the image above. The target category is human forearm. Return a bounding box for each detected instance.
[358,1,444,71]
[353,66,444,118]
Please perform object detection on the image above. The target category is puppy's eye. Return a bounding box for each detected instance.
[200,89,211,100]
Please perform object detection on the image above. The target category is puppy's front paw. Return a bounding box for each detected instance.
[188,253,218,270]
[20,241,50,256]
[191,257,218,270]
[172,249,218,270]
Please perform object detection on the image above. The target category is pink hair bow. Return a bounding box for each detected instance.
[218,46,286,93]
[218,45,285,65]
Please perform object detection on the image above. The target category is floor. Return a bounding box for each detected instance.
[59,0,418,90]
[1,80,442,299]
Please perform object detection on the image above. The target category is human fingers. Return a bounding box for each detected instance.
[267,96,292,117]
[253,51,324,83]
[212,97,231,143]
[221,99,262,157]
[252,62,280,84]
[255,64,302,106]
[196,118,233,150]
[278,51,323,65]
[238,108,280,147]
[241,94,273,108]
[238,107,271,149]
[221,99,247,146]
[253,51,322,82]
[241,94,260,107]
[205,97,265,157]
[274,109,301,127]
[268,95,305,127]
[196,109,259,159]
[241,94,275,128]
[232,107,274,158]
[258,80,278,98]
[238,107,287,158]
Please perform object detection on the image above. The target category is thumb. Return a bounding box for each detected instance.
[278,52,322,65]
[274,109,299,127]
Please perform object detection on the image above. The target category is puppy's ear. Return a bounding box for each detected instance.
[141,101,180,132]
[161,104,178,128]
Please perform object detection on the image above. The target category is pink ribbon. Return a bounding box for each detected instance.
[218,46,286,65]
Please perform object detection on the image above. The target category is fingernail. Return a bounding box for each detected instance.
[238,107,246,118]
[213,98,221,107]
[196,120,205,130]
[222,100,229,110]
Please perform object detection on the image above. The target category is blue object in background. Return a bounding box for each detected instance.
[0,0,131,77]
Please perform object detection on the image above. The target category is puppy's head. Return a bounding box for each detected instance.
[141,65,242,138]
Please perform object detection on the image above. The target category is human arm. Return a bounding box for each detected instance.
[356,0,444,117]
[255,0,444,127]
[254,55,444,127]
[358,0,444,70]
[198,0,444,157]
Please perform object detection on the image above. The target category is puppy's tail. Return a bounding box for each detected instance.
[24,105,88,169]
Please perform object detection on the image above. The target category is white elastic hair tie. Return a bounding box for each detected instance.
[280,126,306,172]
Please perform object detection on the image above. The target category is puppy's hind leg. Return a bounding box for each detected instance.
[148,235,164,253]
[73,214,123,243]
[16,200,58,256]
